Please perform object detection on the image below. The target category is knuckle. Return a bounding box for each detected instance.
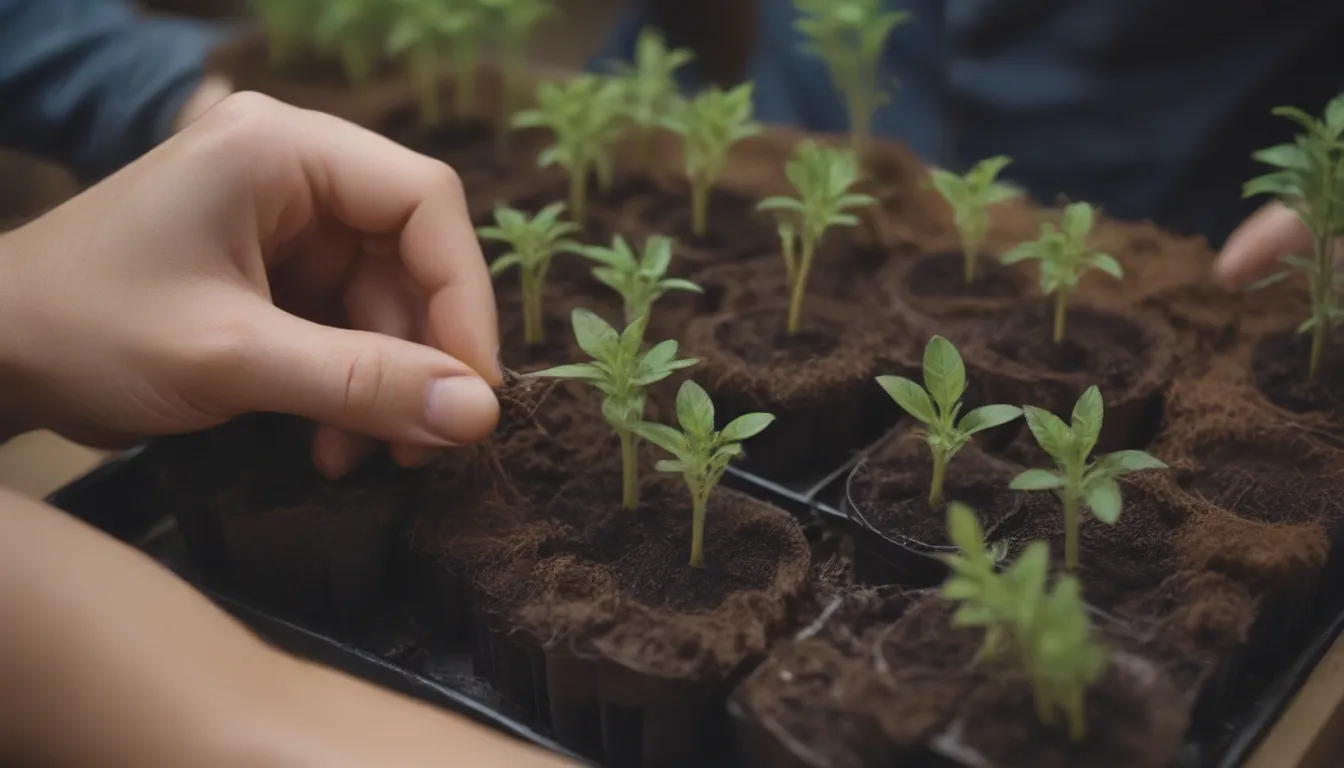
[425,159,466,202]
[175,316,257,399]
[197,92,285,149]
[339,348,389,419]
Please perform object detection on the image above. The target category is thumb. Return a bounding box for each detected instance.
[227,305,499,446]
[1214,202,1312,288]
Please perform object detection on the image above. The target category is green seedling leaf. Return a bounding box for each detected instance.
[1022,406,1073,463]
[1070,385,1103,458]
[635,380,774,566]
[662,83,763,238]
[925,155,1024,281]
[1244,92,1344,382]
[580,235,702,323]
[1010,469,1065,491]
[478,202,581,346]
[878,337,1020,506]
[605,28,693,169]
[1082,477,1122,524]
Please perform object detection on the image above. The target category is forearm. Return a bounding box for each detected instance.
[0,0,229,180]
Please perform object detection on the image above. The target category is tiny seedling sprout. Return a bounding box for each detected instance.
[532,310,699,510]
[792,0,910,157]
[877,336,1022,507]
[578,234,703,324]
[482,0,555,152]
[607,28,694,172]
[1243,93,1344,382]
[513,75,627,226]
[1009,386,1167,571]
[999,202,1122,344]
[631,381,775,567]
[661,84,764,238]
[758,140,876,333]
[386,0,489,125]
[315,0,392,89]
[478,202,582,346]
[926,156,1024,282]
[250,0,319,65]
[941,503,1108,741]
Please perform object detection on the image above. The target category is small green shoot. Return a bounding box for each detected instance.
[482,0,554,154]
[478,203,582,346]
[1009,386,1168,571]
[792,0,910,157]
[532,311,699,510]
[513,75,627,226]
[608,28,694,172]
[941,503,1107,741]
[386,0,489,124]
[661,84,764,238]
[1243,94,1344,382]
[877,336,1022,507]
[315,0,392,89]
[250,0,319,65]
[758,141,876,334]
[999,202,1121,344]
[631,381,775,567]
[926,156,1024,282]
[578,235,703,324]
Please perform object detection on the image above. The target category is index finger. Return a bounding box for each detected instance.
[1214,202,1312,290]
[235,94,501,385]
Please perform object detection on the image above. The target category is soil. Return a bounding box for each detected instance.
[1252,329,1344,425]
[1175,430,1344,526]
[983,302,1152,396]
[604,180,779,272]
[847,434,1024,547]
[887,250,1032,313]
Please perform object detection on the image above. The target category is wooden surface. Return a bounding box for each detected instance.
[1247,630,1344,767]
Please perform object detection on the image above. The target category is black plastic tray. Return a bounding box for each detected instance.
[46,443,1344,768]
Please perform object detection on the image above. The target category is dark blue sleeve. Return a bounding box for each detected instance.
[0,0,226,181]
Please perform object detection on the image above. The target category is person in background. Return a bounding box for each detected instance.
[596,0,1344,263]
[0,0,234,180]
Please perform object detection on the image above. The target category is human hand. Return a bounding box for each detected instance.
[171,73,234,133]
[0,92,501,477]
[1214,201,1314,288]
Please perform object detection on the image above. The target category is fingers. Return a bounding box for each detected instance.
[1214,202,1312,288]
[217,94,501,386]
[227,299,499,448]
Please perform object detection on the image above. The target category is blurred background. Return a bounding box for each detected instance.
[0,0,633,497]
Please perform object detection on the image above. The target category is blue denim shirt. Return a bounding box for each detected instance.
[0,1,224,181]
[597,0,1344,245]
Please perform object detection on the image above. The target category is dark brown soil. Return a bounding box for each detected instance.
[983,302,1151,395]
[954,651,1186,768]
[1252,329,1344,424]
[1175,430,1344,525]
[847,434,1024,547]
[1002,478,1187,614]
[607,180,778,270]
[888,251,1031,311]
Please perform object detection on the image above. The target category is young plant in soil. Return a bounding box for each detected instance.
[482,0,555,153]
[941,502,1108,740]
[1009,386,1168,571]
[758,141,877,333]
[631,380,775,567]
[927,156,1024,282]
[386,0,489,125]
[532,310,699,510]
[1243,94,1344,382]
[877,335,1022,507]
[661,83,764,238]
[250,0,318,66]
[478,202,582,346]
[607,28,694,173]
[999,202,1123,344]
[513,75,627,226]
[315,0,392,89]
[792,0,910,158]
[578,234,703,324]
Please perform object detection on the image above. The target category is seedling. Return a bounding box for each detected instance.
[250,0,318,65]
[532,310,698,510]
[926,156,1024,282]
[1243,94,1344,382]
[513,75,627,225]
[606,28,694,172]
[315,0,392,89]
[1009,386,1167,571]
[578,235,703,324]
[877,336,1022,507]
[482,0,555,154]
[792,0,910,157]
[478,202,582,346]
[941,503,1107,741]
[999,202,1122,344]
[631,381,774,567]
[661,84,764,238]
[386,0,489,124]
[758,141,877,334]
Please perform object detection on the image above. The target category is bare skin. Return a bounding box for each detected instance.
[1214,201,1321,287]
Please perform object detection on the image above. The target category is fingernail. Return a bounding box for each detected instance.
[425,376,499,443]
